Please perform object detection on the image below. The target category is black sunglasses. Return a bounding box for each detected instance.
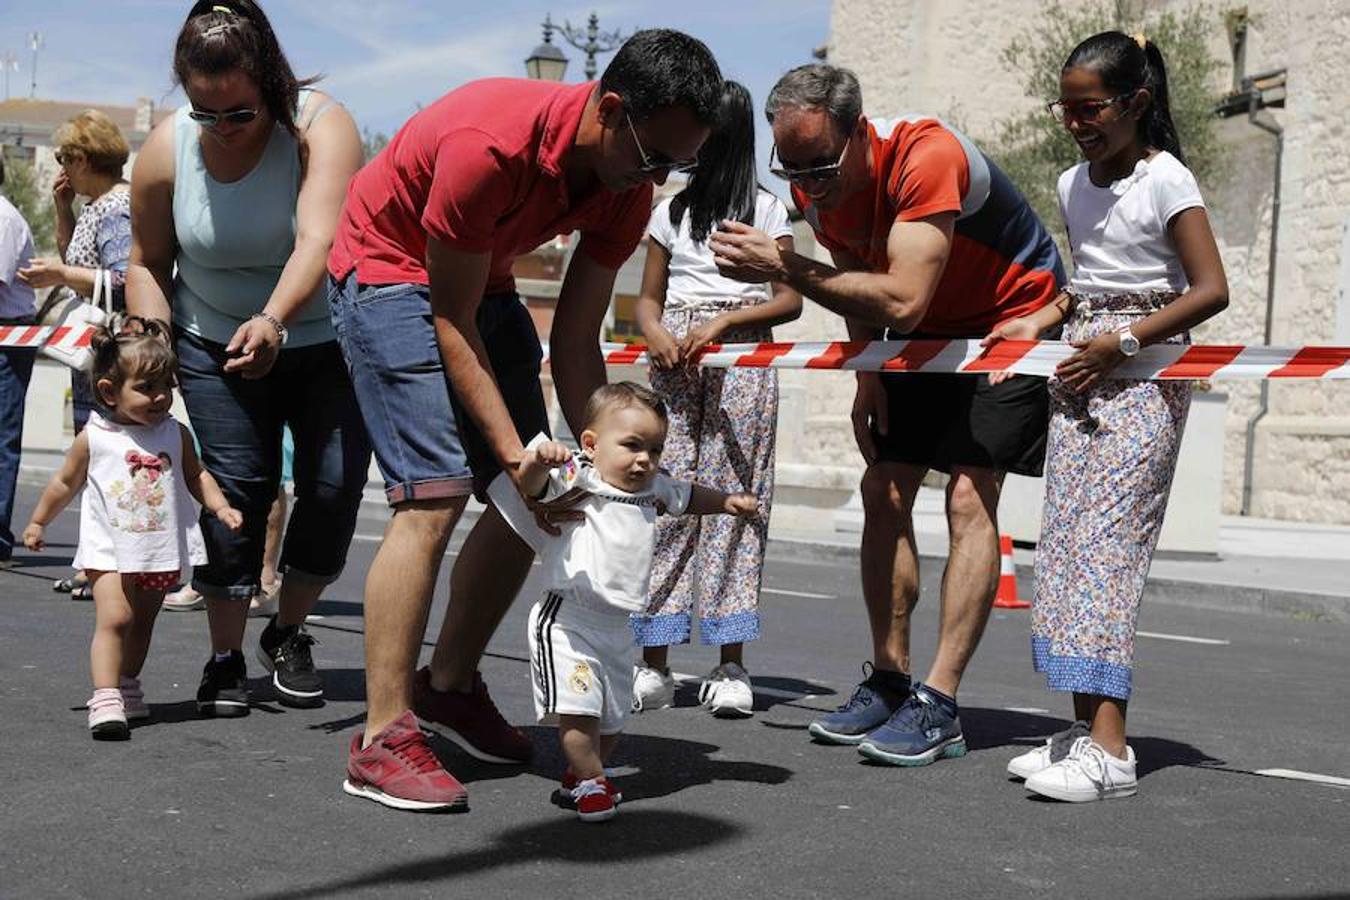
[768,134,851,185]
[624,112,699,175]
[188,106,260,128]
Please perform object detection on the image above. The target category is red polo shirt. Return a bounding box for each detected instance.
[329,79,653,294]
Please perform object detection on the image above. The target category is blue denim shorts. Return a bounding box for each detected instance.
[329,274,549,505]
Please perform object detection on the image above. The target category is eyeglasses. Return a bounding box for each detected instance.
[624,112,699,175]
[768,134,851,185]
[1046,92,1135,124]
[54,150,75,166]
[187,106,260,128]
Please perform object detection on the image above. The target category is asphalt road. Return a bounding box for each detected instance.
[3,481,1347,900]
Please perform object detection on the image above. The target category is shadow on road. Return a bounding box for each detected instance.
[521,726,793,802]
[962,707,1226,779]
[241,810,743,900]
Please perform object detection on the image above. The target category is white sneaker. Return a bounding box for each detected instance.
[1024,736,1138,802]
[697,662,754,718]
[1006,720,1090,780]
[162,585,205,612]
[631,664,675,712]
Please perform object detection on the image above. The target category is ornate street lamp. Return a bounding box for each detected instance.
[559,12,625,82]
[525,14,569,82]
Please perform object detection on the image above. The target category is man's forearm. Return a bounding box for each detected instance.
[550,339,606,438]
[780,251,926,333]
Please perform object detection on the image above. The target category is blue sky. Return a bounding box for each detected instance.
[2,0,829,193]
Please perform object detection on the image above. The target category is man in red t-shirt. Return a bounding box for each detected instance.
[712,64,1065,769]
[328,30,722,812]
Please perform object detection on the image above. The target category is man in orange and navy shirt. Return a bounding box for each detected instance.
[712,63,1065,770]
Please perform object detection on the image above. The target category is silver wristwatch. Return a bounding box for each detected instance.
[1117,326,1141,357]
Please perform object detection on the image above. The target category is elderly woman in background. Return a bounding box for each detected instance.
[19,109,132,599]
[21,109,132,433]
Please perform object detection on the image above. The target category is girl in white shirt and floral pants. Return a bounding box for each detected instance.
[985,32,1229,801]
[630,82,802,716]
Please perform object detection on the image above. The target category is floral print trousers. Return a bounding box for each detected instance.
[1031,291,1192,700]
[630,303,777,648]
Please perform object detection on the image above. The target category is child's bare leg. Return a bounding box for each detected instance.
[559,714,604,780]
[89,571,132,690]
[122,577,166,679]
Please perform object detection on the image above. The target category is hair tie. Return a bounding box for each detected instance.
[212,4,235,14]
[1132,31,1147,49]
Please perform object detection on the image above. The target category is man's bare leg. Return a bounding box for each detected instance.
[858,461,927,674]
[363,497,465,746]
[428,502,534,692]
[924,465,1003,698]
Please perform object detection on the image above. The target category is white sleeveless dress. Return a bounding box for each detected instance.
[73,412,207,575]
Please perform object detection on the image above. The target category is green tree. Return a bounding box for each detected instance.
[0,151,55,253]
[982,0,1226,238]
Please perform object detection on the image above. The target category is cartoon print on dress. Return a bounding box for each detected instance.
[108,450,173,533]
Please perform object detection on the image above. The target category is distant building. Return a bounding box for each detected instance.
[0,96,171,182]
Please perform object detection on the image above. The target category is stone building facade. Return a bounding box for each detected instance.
[805,0,1350,525]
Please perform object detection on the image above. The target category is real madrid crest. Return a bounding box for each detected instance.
[568,661,593,694]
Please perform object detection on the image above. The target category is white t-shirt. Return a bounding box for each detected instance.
[488,440,692,613]
[0,195,36,320]
[647,189,794,310]
[73,412,207,575]
[1058,151,1205,294]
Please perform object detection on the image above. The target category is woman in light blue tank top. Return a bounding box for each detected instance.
[126,0,370,714]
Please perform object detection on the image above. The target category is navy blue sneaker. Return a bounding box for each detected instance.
[857,682,966,766]
[808,664,912,745]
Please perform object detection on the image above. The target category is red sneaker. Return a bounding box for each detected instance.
[571,778,618,822]
[555,769,623,807]
[343,710,468,812]
[413,667,533,764]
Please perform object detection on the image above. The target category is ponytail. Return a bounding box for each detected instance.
[1063,30,1185,163]
[1139,40,1184,164]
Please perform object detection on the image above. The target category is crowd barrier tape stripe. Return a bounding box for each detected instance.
[10,325,1349,380]
[569,339,1350,380]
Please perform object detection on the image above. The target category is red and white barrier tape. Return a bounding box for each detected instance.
[11,324,1348,380]
[0,324,93,353]
[577,339,1350,380]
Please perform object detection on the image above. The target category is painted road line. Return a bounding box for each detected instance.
[1254,769,1350,789]
[1136,630,1230,646]
[761,587,835,600]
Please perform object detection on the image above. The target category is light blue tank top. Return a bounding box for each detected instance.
[171,91,333,347]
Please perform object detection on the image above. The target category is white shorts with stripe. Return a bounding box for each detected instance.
[527,590,636,735]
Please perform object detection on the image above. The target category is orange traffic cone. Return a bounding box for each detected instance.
[993,534,1030,609]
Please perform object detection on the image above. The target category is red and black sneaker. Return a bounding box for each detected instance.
[570,777,618,822]
[343,710,468,812]
[553,769,623,808]
[412,667,533,764]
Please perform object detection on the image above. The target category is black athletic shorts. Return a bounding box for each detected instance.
[872,336,1049,477]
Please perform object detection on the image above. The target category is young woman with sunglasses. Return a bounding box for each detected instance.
[126,0,370,717]
[629,81,801,717]
[984,31,1228,802]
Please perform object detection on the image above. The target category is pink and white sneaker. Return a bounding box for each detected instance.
[88,688,129,741]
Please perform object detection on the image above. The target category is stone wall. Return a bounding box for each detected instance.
[816,0,1350,524]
